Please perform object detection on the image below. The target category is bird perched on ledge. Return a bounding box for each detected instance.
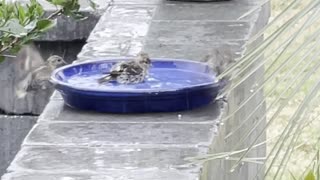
[202,45,235,89]
[15,55,67,98]
[98,52,151,84]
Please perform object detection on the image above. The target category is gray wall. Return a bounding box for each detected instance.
[34,41,86,64]
[0,116,37,176]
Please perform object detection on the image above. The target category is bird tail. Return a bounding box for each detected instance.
[97,74,112,84]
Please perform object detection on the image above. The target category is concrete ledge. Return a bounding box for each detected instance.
[8,146,203,171]
[24,122,214,146]
[39,99,221,123]
[3,169,200,180]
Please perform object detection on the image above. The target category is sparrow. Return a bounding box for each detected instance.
[15,55,67,98]
[97,52,151,84]
[202,45,235,88]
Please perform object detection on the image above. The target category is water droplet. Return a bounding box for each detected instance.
[61,177,75,180]
[250,89,254,93]
[230,168,236,173]
[241,162,245,166]
[225,156,230,160]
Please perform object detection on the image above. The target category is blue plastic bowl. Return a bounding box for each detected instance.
[51,58,221,113]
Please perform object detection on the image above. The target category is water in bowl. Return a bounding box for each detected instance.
[66,68,214,92]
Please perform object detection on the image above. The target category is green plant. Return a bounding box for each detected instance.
[289,151,320,180]
[0,0,96,62]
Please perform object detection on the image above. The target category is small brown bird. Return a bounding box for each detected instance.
[202,45,235,89]
[98,52,151,84]
[15,55,67,98]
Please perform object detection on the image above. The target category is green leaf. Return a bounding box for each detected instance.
[14,3,26,24]
[29,0,37,5]
[24,20,37,32]
[9,45,21,54]
[35,4,44,17]
[36,19,56,32]
[0,19,27,36]
[305,171,316,180]
[50,0,68,6]
[26,0,44,21]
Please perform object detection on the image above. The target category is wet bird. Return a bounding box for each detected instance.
[202,45,235,89]
[15,55,67,98]
[98,52,151,84]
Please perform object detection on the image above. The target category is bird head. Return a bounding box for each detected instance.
[47,55,67,68]
[137,52,151,66]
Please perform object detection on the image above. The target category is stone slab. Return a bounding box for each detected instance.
[153,2,258,20]
[86,5,157,43]
[2,169,199,180]
[103,5,157,20]
[50,91,63,100]
[112,0,161,5]
[88,21,150,41]
[24,122,216,146]
[8,146,203,172]
[146,21,252,44]
[39,99,221,123]
[77,39,144,59]
[143,40,245,60]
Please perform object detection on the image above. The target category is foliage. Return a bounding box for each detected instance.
[0,0,96,62]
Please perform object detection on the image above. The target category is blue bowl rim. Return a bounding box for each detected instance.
[50,57,219,93]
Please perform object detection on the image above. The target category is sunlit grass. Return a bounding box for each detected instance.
[188,1,320,179]
[266,0,320,179]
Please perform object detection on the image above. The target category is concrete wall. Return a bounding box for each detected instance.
[0,116,36,176]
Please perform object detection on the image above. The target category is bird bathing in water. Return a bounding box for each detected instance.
[97,52,151,84]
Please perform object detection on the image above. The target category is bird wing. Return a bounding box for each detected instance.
[14,44,45,98]
[27,66,52,91]
[124,63,143,75]
[110,61,127,72]
[105,60,143,77]
[108,61,134,73]
[15,44,45,75]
